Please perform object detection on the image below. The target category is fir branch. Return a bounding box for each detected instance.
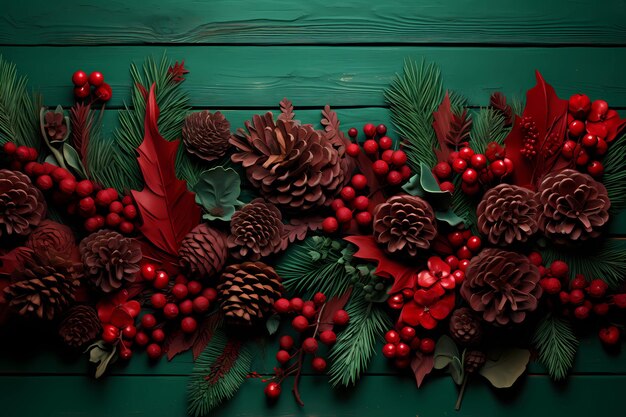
[328,290,391,387]
[602,132,626,214]
[532,314,578,380]
[187,330,251,417]
[450,176,478,230]
[0,56,40,150]
[510,96,525,117]
[470,108,510,154]
[540,239,626,287]
[70,102,98,172]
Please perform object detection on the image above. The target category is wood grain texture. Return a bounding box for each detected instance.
[2,0,626,45]
[2,46,626,108]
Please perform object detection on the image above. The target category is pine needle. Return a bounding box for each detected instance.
[187,330,251,417]
[470,108,510,154]
[328,291,391,387]
[532,314,578,380]
[602,132,626,214]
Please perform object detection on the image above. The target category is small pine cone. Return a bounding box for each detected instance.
[182,111,231,162]
[58,305,101,349]
[179,223,228,280]
[228,199,286,261]
[464,350,486,374]
[0,169,46,237]
[80,230,142,293]
[217,262,283,326]
[449,307,483,346]
[373,195,437,257]
[26,220,77,258]
[3,255,81,320]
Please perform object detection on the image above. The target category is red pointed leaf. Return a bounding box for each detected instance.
[164,329,197,361]
[192,314,222,360]
[432,92,454,162]
[131,84,201,255]
[411,352,435,388]
[318,289,353,332]
[110,308,133,328]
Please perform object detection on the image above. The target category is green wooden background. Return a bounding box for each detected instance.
[1,1,626,416]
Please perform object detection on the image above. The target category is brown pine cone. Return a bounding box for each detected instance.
[373,195,437,257]
[182,110,231,162]
[3,255,81,320]
[228,198,286,261]
[80,230,141,293]
[58,305,101,348]
[464,350,486,374]
[217,262,283,326]
[449,307,483,346]
[26,220,76,258]
[179,223,228,280]
[477,184,540,246]
[461,248,542,326]
[230,102,345,211]
[538,169,610,244]
[0,169,46,237]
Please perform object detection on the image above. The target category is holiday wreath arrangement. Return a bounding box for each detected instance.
[1,55,626,414]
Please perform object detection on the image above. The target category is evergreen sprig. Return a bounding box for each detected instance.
[602,132,626,214]
[328,290,391,387]
[470,107,510,154]
[532,314,578,380]
[0,56,40,150]
[187,330,251,417]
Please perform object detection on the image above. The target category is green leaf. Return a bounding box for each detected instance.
[479,348,530,388]
[265,314,280,336]
[86,341,117,379]
[435,209,465,227]
[62,143,88,179]
[450,356,464,385]
[402,163,452,211]
[434,335,459,369]
[193,166,243,222]
[603,132,626,214]
[44,154,59,166]
[532,314,578,381]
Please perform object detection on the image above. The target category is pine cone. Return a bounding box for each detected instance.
[58,305,101,348]
[538,169,610,244]
[449,307,483,346]
[217,262,283,326]
[182,111,231,162]
[230,104,345,211]
[373,195,437,257]
[461,248,542,326]
[228,198,286,261]
[179,223,228,280]
[477,184,540,246]
[0,169,46,237]
[80,230,141,293]
[464,350,486,374]
[26,220,76,258]
[3,255,81,320]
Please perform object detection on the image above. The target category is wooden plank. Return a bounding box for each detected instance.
[2,0,626,45]
[2,46,626,108]
[0,374,623,417]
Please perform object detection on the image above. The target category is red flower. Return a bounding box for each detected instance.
[400,285,455,329]
[586,109,626,142]
[417,256,455,290]
[96,289,140,328]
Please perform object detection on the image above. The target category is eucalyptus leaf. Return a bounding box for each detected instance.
[433,335,460,369]
[62,143,88,179]
[193,167,243,221]
[44,154,59,166]
[265,314,281,336]
[479,348,530,388]
[450,356,465,385]
[95,345,117,379]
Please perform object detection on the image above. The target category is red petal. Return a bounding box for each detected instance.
[417,271,437,288]
[429,293,456,320]
[419,313,438,330]
[440,277,456,290]
[400,302,423,327]
[427,256,450,275]
[124,300,141,318]
[110,307,134,328]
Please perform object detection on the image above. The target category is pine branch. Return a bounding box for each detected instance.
[470,108,510,154]
[532,314,578,380]
[187,330,251,417]
[602,132,626,214]
[450,175,478,230]
[328,290,391,387]
[70,102,97,172]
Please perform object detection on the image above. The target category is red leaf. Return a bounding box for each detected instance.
[192,314,222,360]
[164,329,197,361]
[411,352,434,388]
[70,102,94,170]
[131,84,201,256]
[432,92,454,162]
[318,289,353,332]
[110,307,133,328]
[0,247,33,278]
[490,92,513,126]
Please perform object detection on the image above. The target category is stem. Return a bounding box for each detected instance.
[455,375,469,411]
[291,349,305,407]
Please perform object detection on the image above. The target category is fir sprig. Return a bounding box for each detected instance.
[470,108,510,154]
[602,132,626,214]
[328,290,391,387]
[187,330,251,417]
[532,314,578,380]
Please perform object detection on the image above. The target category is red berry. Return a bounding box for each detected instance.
[35,175,53,190]
[75,180,94,197]
[187,281,202,296]
[550,261,569,278]
[51,167,71,182]
[568,120,586,137]
[433,162,452,180]
[419,338,435,354]
[72,70,89,86]
[599,326,620,345]
[122,204,137,220]
[589,100,609,122]
[151,271,169,290]
[104,212,120,228]
[452,158,467,173]
[179,299,193,315]
[94,215,105,228]
[385,330,400,344]
[348,128,358,138]
[576,148,589,166]
[353,195,369,211]
[181,317,197,333]
[466,236,481,252]
[172,283,188,300]
[470,154,487,170]
[613,294,626,308]
[569,289,585,305]
[379,136,393,150]
[312,357,327,372]
[191,296,209,313]
[400,326,416,342]
[363,139,378,155]
[146,343,162,359]
[363,123,377,138]
[102,324,120,344]
[376,124,387,136]
[574,305,590,320]
[202,288,217,303]
[394,342,409,358]
[351,174,368,190]
[330,198,344,212]
[302,304,316,319]
[570,275,588,290]
[582,134,598,148]
[141,313,157,329]
[448,231,464,247]
[107,201,123,214]
[439,181,454,193]
[346,143,360,157]
[390,150,407,166]
[279,335,295,350]
[586,279,608,298]
[528,252,543,266]
[461,168,478,184]
[587,161,604,178]
[333,309,349,326]
[150,293,167,309]
[74,84,91,99]
[151,329,165,343]
[96,189,114,206]
[458,147,474,161]
[135,331,149,346]
[320,330,337,345]
[381,149,394,162]
[400,165,412,180]
[457,246,472,260]
[355,211,372,227]
[382,343,397,358]
[445,255,459,270]
[14,145,29,162]
[386,170,403,185]
[336,207,353,224]
[302,337,318,353]
[568,94,591,119]
[141,264,157,281]
[340,186,356,201]
[274,298,290,314]
[88,71,104,87]
[489,159,507,177]
[593,303,610,316]
[595,138,608,156]
[276,350,291,364]
[540,278,562,295]
[58,177,76,194]
[2,142,17,155]
[118,345,132,360]
[452,270,465,284]
[372,159,390,176]
[292,315,309,332]
[95,83,113,102]
[313,292,327,306]
[163,303,179,319]
[84,217,99,232]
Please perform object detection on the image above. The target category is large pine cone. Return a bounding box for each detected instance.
[477,184,540,246]
[3,255,81,320]
[217,262,283,326]
[228,198,285,261]
[461,249,542,326]
[80,230,141,293]
[538,169,610,244]
[230,109,345,211]
[58,305,101,349]
[182,110,231,162]
[373,195,437,257]
[0,169,46,237]
[179,223,228,280]
[26,220,76,258]
[449,307,483,346]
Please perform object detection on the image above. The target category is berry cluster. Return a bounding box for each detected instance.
[96,290,141,361]
[562,95,615,178]
[322,176,372,233]
[263,293,349,401]
[72,70,112,102]
[2,142,138,234]
[382,327,435,369]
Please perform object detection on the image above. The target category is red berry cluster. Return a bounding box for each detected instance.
[72,70,112,102]
[562,95,615,178]
[96,290,141,361]
[346,123,411,186]
[433,145,513,196]
[322,176,372,233]
[382,327,435,369]
[263,293,349,401]
[445,230,482,265]
[2,142,138,234]
[133,264,218,360]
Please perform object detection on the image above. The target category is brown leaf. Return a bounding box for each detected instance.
[318,289,353,332]
[278,98,296,123]
[411,352,435,388]
[163,329,197,361]
[282,216,324,245]
[192,314,222,360]
[448,110,472,148]
[490,92,514,126]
